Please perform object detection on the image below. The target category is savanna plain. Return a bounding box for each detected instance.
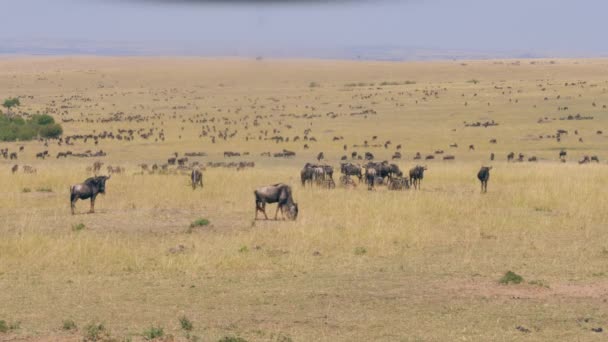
[1,57,608,341]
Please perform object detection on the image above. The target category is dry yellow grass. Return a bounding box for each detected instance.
[0,57,607,341]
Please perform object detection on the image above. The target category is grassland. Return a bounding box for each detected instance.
[0,57,607,341]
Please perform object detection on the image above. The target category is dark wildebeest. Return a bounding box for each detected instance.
[70,176,110,215]
[507,152,515,162]
[300,163,315,187]
[191,169,203,189]
[317,152,324,162]
[11,164,18,174]
[477,166,492,193]
[559,150,567,161]
[340,162,362,182]
[409,165,427,190]
[254,183,298,220]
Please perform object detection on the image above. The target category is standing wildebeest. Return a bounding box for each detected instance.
[254,184,298,220]
[559,150,567,161]
[477,166,492,193]
[191,169,203,189]
[11,164,18,174]
[317,152,324,162]
[70,176,110,215]
[300,163,315,187]
[409,165,427,190]
[507,152,515,162]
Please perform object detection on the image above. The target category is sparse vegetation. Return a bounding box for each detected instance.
[354,247,367,255]
[218,336,248,342]
[190,218,210,228]
[142,325,164,340]
[179,316,193,331]
[84,323,110,341]
[62,319,77,331]
[72,223,86,231]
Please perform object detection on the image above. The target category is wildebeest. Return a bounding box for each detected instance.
[191,169,203,189]
[11,164,18,174]
[340,162,362,182]
[70,176,110,215]
[559,150,567,161]
[409,165,427,190]
[254,183,298,220]
[477,166,492,193]
[300,163,315,187]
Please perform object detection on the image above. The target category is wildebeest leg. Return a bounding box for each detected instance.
[274,204,282,220]
[71,196,77,215]
[90,195,96,213]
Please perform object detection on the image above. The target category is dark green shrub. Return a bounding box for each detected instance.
[218,337,248,342]
[499,271,524,285]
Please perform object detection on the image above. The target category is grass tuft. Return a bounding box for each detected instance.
[62,319,77,331]
[179,316,193,331]
[142,326,164,340]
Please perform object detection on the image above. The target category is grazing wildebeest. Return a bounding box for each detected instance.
[191,169,203,189]
[340,162,362,182]
[254,183,298,220]
[477,166,492,193]
[591,155,600,163]
[490,153,495,161]
[11,164,18,174]
[409,165,427,190]
[70,176,110,215]
[507,152,515,162]
[469,144,475,151]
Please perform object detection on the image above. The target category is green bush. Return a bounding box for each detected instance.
[0,112,63,142]
[39,123,63,138]
[499,271,524,285]
[219,337,248,342]
[190,218,210,228]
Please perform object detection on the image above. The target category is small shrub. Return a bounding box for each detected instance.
[0,320,8,333]
[190,218,210,228]
[72,223,86,231]
[179,316,193,331]
[528,280,549,288]
[62,319,77,331]
[499,271,524,285]
[218,336,248,342]
[84,323,109,341]
[354,247,367,255]
[143,326,164,340]
[309,82,320,88]
[239,246,249,253]
[22,188,31,193]
[36,187,53,193]
[467,79,480,84]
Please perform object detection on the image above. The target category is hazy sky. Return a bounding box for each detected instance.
[1,0,607,57]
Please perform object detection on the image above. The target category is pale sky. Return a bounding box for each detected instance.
[1,0,606,58]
